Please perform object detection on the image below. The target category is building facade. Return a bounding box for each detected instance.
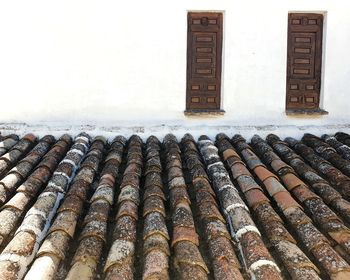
[0,0,349,137]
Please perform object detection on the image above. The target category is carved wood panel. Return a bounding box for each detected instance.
[286,13,323,110]
[186,12,223,110]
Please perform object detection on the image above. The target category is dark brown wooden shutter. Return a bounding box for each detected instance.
[186,12,223,111]
[286,13,323,110]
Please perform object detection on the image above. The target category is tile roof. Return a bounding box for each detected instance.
[0,132,350,279]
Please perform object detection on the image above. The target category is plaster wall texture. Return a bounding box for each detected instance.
[0,0,349,136]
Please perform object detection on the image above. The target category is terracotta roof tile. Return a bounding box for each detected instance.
[267,134,350,223]
[0,135,19,157]
[0,132,350,279]
[288,137,350,199]
[164,135,208,279]
[303,133,350,177]
[252,135,350,278]
[280,173,305,191]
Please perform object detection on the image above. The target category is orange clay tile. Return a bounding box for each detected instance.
[274,191,301,211]
[222,149,239,161]
[230,162,252,179]
[245,188,270,209]
[171,226,199,247]
[281,173,305,191]
[236,175,262,193]
[263,177,286,196]
[292,185,320,203]
[270,159,290,172]
[253,166,279,182]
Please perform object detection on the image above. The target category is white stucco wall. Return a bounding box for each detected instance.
[0,0,350,136]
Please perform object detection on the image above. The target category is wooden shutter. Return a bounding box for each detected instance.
[286,13,323,110]
[186,12,223,111]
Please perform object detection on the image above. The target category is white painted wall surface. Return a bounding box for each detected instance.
[0,0,350,135]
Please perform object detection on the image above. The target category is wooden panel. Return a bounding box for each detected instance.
[186,12,223,110]
[286,13,323,110]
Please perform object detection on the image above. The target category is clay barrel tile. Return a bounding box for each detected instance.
[190,166,210,181]
[65,137,124,280]
[117,185,140,206]
[182,135,245,279]
[3,191,31,212]
[208,236,241,268]
[83,199,110,225]
[36,230,70,260]
[68,220,107,272]
[104,151,122,164]
[311,242,350,279]
[270,159,292,172]
[169,186,191,208]
[240,148,266,170]
[0,138,70,247]
[292,185,320,203]
[228,206,258,238]
[222,148,240,161]
[172,203,195,228]
[263,220,296,244]
[193,179,216,196]
[194,188,217,206]
[254,166,279,182]
[143,212,169,241]
[219,186,247,213]
[173,241,209,274]
[171,226,199,247]
[65,179,90,201]
[283,207,312,227]
[47,210,78,238]
[102,135,142,279]
[9,161,33,179]
[211,259,244,280]
[0,208,22,243]
[164,135,208,279]
[142,250,169,280]
[36,156,60,173]
[168,175,186,189]
[263,177,287,196]
[144,171,163,188]
[230,162,252,179]
[273,191,301,211]
[269,135,350,222]
[274,240,320,273]
[143,184,166,201]
[253,136,349,262]
[117,200,139,220]
[244,188,270,210]
[254,203,283,224]
[174,263,208,280]
[236,175,262,193]
[99,173,115,186]
[204,219,232,241]
[143,196,166,217]
[197,201,225,222]
[72,166,95,184]
[30,166,52,185]
[0,137,18,157]
[281,173,305,191]
[113,217,137,243]
[120,173,140,189]
[79,220,107,242]
[143,233,170,256]
[239,230,274,268]
[167,167,184,182]
[90,184,114,205]
[2,230,37,257]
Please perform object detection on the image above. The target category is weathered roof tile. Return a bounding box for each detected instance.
[0,131,349,279]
